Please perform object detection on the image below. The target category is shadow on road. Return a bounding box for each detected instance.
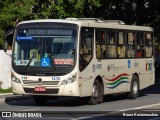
[5,96,86,107]
[4,79,160,107]
[140,80,160,95]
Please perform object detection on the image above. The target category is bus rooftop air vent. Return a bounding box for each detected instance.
[98,20,125,25]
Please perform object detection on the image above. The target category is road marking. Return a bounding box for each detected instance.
[118,103,160,111]
[141,109,160,111]
[72,103,160,120]
[147,118,160,120]
[21,108,40,111]
[71,113,106,120]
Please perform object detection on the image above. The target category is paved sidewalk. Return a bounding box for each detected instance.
[0,93,13,99]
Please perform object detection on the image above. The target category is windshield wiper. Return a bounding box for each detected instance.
[56,42,63,55]
[50,42,63,70]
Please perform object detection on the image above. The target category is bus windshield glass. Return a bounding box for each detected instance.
[13,27,77,68]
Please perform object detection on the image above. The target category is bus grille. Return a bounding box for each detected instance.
[22,80,60,85]
[23,88,59,94]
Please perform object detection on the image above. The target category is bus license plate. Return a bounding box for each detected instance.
[34,87,46,92]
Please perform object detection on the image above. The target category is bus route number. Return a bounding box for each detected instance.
[52,77,60,81]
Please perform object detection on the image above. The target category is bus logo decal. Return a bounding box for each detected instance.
[128,60,131,68]
[146,60,152,71]
[92,64,102,72]
[134,62,138,67]
[106,73,129,89]
[96,64,102,70]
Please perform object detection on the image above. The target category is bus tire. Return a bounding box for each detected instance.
[33,95,48,105]
[127,75,139,99]
[88,80,103,105]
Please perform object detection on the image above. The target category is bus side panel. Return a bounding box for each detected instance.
[79,60,95,97]
[102,60,116,95]
[134,58,155,90]
[62,81,80,96]
[114,59,132,93]
[139,73,154,90]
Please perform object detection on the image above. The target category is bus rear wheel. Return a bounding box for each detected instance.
[88,80,103,105]
[33,95,48,105]
[127,75,139,99]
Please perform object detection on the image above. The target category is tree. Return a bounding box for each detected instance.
[1,0,160,46]
[0,0,36,46]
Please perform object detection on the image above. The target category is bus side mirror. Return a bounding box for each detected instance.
[3,41,8,53]
[5,29,14,47]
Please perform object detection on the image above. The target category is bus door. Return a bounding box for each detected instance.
[79,27,94,96]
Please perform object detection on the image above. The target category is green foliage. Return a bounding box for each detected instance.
[1,0,160,45]
[0,0,36,46]
[0,87,12,93]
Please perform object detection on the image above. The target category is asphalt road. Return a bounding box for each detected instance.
[0,81,160,120]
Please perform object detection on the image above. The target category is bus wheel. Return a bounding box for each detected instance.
[88,80,103,105]
[127,75,139,99]
[33,95,48,105]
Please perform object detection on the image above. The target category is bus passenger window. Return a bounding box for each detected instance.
[96,45,107,58]
[102,45,107,58]
[145,34,153,57]
[117,32,126,58]
[137,33,145,44]
[96,31,105,43]
[117,46,126,58]
[127,32,135,58]
[106,31,117,58]
[109,32,116,44]
[118,32,125,44]
[127,46,135,58]
[127,33,135,45]
[107,45,117,58]
[146,46,152,57]
[96,45,106,58]
[136,46,145,57]
[96,45,101,58]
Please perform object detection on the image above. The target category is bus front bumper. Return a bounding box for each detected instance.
[11,81,80,96]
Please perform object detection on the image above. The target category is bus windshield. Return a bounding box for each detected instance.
[13,27,77,68]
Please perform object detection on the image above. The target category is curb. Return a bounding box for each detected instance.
[0,93,13,99]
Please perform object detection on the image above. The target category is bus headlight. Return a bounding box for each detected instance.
[68,78,75,83]
[61,73,77,85]
[61,78,76,85]
[11,75,21,83]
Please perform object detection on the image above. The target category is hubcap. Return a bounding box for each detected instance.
[133,81,138,95]
[92,85,99,98]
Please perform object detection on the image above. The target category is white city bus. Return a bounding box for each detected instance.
[5,18,154,105]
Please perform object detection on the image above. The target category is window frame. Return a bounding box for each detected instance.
[96,28,117,59]
[79,27,94,72]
